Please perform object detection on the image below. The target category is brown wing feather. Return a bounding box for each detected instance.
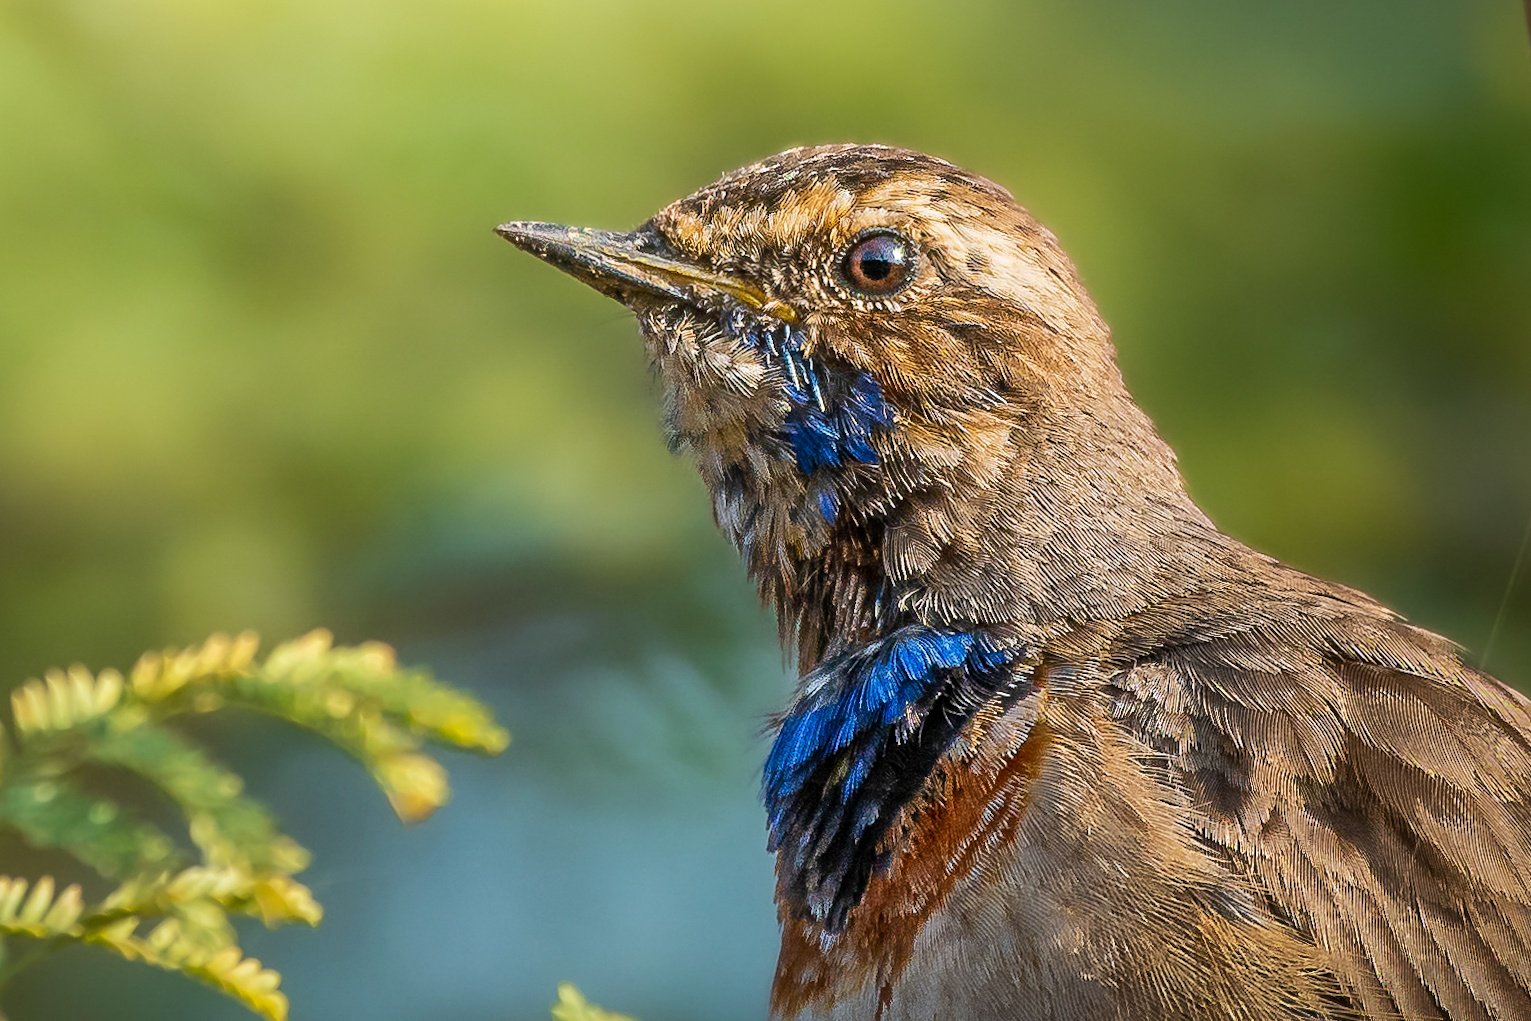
[1122,611,1531,1021]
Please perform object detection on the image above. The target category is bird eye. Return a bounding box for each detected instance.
[840,231,914,297]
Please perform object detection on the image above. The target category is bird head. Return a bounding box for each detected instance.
[499,145,1199,664]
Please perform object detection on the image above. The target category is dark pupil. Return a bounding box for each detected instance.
[848,235,908,291]
[858,244,897,280]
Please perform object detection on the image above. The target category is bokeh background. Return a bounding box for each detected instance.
[2,1,1530,1018]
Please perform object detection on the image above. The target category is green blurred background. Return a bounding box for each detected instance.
[2,1,1529,1018]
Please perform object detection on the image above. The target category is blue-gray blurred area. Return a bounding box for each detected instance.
[2,1,1530,1019]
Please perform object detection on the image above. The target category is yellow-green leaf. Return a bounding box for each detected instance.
[551,984,636,1021]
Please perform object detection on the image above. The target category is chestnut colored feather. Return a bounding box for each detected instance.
[498,145,1531,1020]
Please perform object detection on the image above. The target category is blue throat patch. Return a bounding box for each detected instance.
[762,625,1023,929]
[721,310,894,520]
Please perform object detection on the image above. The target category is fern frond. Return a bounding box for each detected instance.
[209,631,506,822]
[0,778,181,878]
[128,632,262,705]
[0,630,506,1019]
[260,632,510,753]
[87,918,287,1021]
[0,876,85,939]
[0,875,286,1017]
[101,867,321,928]
[124,629,503,823]
[84,724,309,874]
[215,675,449,821]
[10,666,124,738]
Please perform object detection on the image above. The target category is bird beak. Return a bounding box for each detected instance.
[495,221,797,324]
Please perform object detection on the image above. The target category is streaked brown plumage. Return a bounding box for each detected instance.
[498,144,1531,1020]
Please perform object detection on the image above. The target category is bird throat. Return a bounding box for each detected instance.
[718,306,894,523]
[699,307,1034,932]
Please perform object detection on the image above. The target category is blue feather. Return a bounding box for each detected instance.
[842,750,873,801]
[783,407,843,473]
[735,317,894,486]
[816,488,839,523]
[761,626,1018,838]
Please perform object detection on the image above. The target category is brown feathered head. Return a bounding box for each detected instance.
[498,144,1203,664]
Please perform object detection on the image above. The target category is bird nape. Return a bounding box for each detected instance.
[497,144,1531,1021]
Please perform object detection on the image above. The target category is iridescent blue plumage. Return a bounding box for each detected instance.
[762,625,1024,927]
[765,630,979,820]
[721,310,894,500]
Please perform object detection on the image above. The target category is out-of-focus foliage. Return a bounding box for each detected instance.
[0,632,506,1019]
[550,984,635,1021]
[0,2,1527,1019]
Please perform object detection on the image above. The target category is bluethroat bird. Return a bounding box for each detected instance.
[497,145,1531,1020]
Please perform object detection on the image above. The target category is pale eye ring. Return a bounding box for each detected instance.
[840,230,915,297]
